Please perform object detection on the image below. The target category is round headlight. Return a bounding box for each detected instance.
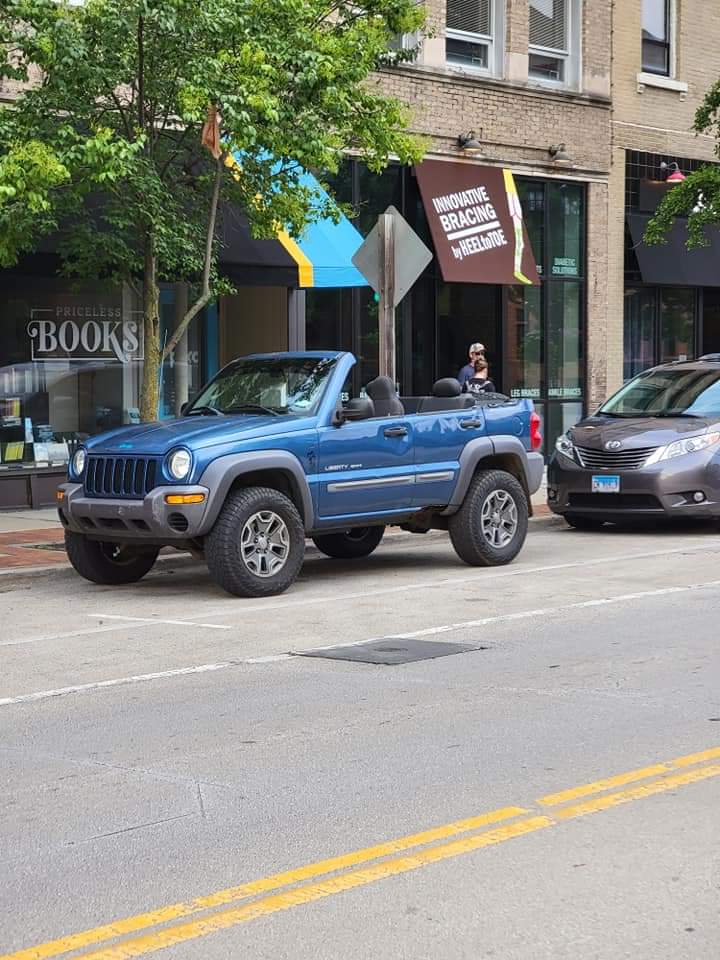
[72,448,87,478]
[168,449,192,480]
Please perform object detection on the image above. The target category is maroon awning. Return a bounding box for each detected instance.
[415,160,539,286]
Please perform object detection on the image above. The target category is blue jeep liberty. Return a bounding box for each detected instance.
[58,351,544,597]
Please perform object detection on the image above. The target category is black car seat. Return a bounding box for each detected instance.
[366,376,405,416]
[419,378,475,412]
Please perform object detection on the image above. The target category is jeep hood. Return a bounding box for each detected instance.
[85,414,312,455]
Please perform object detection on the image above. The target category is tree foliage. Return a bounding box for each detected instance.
[0,0,424,417]
[645,80,720,248]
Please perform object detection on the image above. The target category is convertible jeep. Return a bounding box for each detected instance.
[58,351,543,597]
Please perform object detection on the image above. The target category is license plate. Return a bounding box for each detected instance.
[592,475,620,494]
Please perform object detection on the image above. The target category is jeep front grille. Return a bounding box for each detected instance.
[574,445,657,471]
[84,456,159,499]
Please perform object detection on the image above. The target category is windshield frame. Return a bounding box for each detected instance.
[598,366,720,420]
[186,355,338,418]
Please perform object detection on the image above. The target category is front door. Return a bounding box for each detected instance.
[316,417,415,520]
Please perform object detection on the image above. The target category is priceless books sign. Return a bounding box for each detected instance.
[28,305,143,363]
[415,160,539,286]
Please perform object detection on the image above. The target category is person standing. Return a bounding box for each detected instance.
[457,342,485,387]
[465,358,496,395]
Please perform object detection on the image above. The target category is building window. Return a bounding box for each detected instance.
[623,286,697,381]
[642,0,671,76]
[446,0,500,74]
[528,0,577,87]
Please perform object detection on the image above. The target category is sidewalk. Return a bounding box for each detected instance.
[0,484,550,575]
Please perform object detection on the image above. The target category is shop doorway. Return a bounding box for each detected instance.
[702,289,720,357]
[435,283,502,388]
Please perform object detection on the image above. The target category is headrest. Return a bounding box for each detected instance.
[432,377,462,398]
[366,376,396,400]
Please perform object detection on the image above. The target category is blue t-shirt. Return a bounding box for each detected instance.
[457,363,475,385]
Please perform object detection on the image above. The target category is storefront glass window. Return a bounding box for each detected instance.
[518,182,545,275]
[158,286,204,419]
[660,287,695,362]
[0,278,142,475]
[436,282,500,384]
[624,287,655,379]
[547,280,582,399]
[506,285,542,398]
[548,182,583,279]
[546,401,584,450]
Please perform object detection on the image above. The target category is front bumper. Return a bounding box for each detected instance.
[58,482,211,543]
[547,452,720,519]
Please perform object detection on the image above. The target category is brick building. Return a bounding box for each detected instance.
[306,0,615,446]
[608,0,720,388]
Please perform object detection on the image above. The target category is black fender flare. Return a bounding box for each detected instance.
[441,436,540,515]
[197,451,315,533]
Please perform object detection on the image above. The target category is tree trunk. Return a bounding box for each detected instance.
[139,237,161,422]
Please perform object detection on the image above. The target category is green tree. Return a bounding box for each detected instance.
[644,82,720,251]
[0,0,423,419]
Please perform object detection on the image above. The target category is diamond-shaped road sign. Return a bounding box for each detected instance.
[352,205,433,309]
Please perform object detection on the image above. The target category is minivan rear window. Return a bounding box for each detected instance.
[600,368,720,418]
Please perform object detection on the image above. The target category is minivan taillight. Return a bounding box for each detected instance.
[530,411,542,451]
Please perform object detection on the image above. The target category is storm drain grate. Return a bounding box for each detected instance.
[295,637,487,665]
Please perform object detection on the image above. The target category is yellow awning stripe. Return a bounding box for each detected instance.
[276,229,314,287]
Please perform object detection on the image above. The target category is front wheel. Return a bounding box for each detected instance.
[65,531,159,584]
[311,526,385,559]
[205,486,305,597]
[449,469,528,566]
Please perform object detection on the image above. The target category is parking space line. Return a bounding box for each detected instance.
[4,542,720,648]
[4,747,718,960]
[4,578,720,708]
[87,615,233,630]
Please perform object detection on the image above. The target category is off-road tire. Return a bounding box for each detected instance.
[65,531,159,585]
[564,514,606,531]
[449,469,528,566]
[312,525,385,559]
[206,486,305,598]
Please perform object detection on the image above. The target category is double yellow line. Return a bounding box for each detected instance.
[4,746,720,960]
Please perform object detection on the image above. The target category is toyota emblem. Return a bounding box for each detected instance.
[605,440,622,451]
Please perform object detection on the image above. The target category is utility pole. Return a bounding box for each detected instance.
[377,212,396,385]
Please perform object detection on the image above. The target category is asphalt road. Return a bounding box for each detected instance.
[1,518,719,959]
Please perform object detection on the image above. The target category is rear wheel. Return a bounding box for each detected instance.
[564,514,606,531]
[65,531,159,584]
[449,469,528,566]
[206,486,305,597]
[312,526,385,559]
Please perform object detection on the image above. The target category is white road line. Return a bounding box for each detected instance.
[370,580,720,642]
[4,579,720,707]
[4,542,719,647]
[87,614,232,630]
[0,661,243,707]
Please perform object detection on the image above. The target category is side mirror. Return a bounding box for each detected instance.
[334,397,374,425]
[180,401,190,417]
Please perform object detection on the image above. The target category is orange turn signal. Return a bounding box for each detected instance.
[164,493,206,505]
[56,489,65,501]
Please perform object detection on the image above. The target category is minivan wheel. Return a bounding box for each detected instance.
[564,514,606,531]
[312,526,385,559]
[449,469,528,566]
[65,531,159,584]
[206,486,305,597]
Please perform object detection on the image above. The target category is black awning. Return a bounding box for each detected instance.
[217,204,299,287]
[627,212,720,287]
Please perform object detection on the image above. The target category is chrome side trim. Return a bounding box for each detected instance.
[416,471,454,483]
[327,474,414,493]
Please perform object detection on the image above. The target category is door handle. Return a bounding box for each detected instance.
[460,419,483,429]
[384,426,408,438]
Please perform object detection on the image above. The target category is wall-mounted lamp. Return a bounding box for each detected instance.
[548,143,572,164]
[660,161,686,182]
[457,131,484,155]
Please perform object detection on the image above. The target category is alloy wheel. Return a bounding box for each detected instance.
[480,490,518,549]
[241,510,291,577]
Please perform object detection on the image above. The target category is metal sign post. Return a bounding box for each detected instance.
[352,205,433,387]
[378,212,396,384]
